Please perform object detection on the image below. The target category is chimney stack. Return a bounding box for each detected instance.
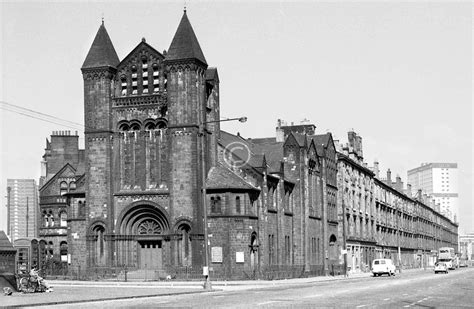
[373,161,379,178]
[386,169,392,186]
[276,119,285,142]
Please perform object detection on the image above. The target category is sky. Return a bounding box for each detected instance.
[1,1,472,233]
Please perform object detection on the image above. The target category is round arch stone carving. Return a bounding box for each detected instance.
[117,200,170,235]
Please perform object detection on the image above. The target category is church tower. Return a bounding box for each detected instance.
[165,10,210,266]
[81,21,119,267]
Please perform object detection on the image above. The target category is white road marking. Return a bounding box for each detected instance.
[403,306,410,308]
[356,305,367,308]
[403,293,408,296]
[417,300,423,303]
[302,294,321,298]
[383,298,390,301]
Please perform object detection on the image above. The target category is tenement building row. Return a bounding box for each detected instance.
[336,132,458,272]
[29,11,457,279]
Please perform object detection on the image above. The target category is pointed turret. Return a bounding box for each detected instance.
[82,21,120,70]
[165,11,207,66]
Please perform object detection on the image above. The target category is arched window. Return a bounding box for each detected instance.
[60,241,68,262]
[43,211,48,227]
[49,211,54,227]
[118,122,130,132]
[156,120,167,129]
[69,182,76,191]
[48,241,54,256]
[60,181,68,195]
[60,212,67,227]
[144,121,155,130]
[236,196,241,214]
[177,223,191,266]
[130,122,141,131]
[92,225,106,266]
[78,201,85,218]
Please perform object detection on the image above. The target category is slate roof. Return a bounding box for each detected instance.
[206,165,259,191]
[0,231,15,251]
[166,11,207,65]
[82,22,120,70]
[220,131,253,165]
[308,133,331,156]
[206,67,219,81]
[251,140,284,173]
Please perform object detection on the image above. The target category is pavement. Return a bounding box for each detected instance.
[0,268,427,308]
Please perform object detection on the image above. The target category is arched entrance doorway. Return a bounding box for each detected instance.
[250,232,259,272]
[117,201,170,270]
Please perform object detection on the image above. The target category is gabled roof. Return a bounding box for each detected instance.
[82,22,120,70]
[165,11,207,66]
[308,133,332,156]
[206,164,260,191]
[0,231,15,251]
[206,67,219,82]
[39,163,77,192]
[252,140,284,173]
[118,40,164,69]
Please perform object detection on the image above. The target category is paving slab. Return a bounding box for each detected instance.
[0,285,205,308]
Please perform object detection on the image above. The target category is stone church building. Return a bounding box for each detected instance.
[38,11,342,279]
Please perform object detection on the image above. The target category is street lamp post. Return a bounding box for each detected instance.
[200,116,247,290]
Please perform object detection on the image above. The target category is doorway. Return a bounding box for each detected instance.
[139,240,162,269]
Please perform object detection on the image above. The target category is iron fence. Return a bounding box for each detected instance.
[43,263,350,281]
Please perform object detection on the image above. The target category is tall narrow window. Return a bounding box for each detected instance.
[49,211,54,227]
[142,58,149,94]
[236,196,241,214]
[60,181,68,195]
[153,64,159,93]
[211,196,222,214]
[131,66,138,95]
[121,75,127,96]
[60,212,67,227]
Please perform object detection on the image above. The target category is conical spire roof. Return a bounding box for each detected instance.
[166,11,207,65]
[82,21,120,70]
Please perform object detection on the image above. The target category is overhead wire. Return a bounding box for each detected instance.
[0,101,85,131]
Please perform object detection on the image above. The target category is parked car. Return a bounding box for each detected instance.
[459,260,468,268]
[434,262,449,274]
[372,259,396,277]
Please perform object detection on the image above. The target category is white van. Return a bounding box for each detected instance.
[372,258,396,277]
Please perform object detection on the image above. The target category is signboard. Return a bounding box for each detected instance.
[211,247,223,263]
[236,251,244,263]
[202,266,209,276]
